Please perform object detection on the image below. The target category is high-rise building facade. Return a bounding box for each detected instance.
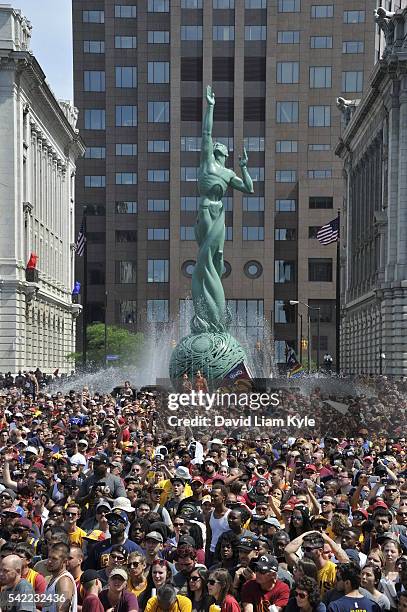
[72,0,377,368]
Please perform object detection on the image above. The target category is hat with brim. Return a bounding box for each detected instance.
[110,568,128,581]
[145,530,164,543]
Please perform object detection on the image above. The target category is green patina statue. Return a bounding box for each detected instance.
[169,86,254,387]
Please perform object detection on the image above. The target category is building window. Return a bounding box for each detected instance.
[148,62,170,83]
[181,167,199,181]
[217,136,234,151]
[245,0,266,7]
[243,226,264,240]
[115,5,137,17]
[88,264,105,285]
[245,26,266,40]
[116,261,137,284]
[148,199,169,211]
[309,299,334,322]
[275,300,296,323]
[85,175,105,188]
[276,170,297,183]
[227,299,264,342]
[116,144,137,156]
[84,71,105,92]
[342,71,363,92]
[248,167,264,181]
[181,136,201,151]
[276,101,299,123]
[181,26,203,40]
[83,10,104,22]
[223,197,233,211]
[275,228,297,240]
[148,260,169,283]
[278,0,300,11]
[181,0,202,6]
[276,199,296,212]
[84,204,106,216]
[147,300,169,322]
[309,143,330,151]
[343,41,364,53]
[309,258,332,281]
[148,0,169,11]
[84,109,105,130]
[118,301,137,324]
[148,101,169,122]
[275,260,295,283]
[148,140,169,152]
[148,31,170,43]
[278,30,300,43]
[244,137,264,151]
[115,201,137,214]
[225,227,233,240]
[84,40,105,53]
[277,62,299,84]
[148,228,169,240]
[116,230,137,242]
[116,105,137,127]
[309,196,333,209]
[116,67,137,88]
[308,169,332,179]
[213,26,235,41]
[116,172,137,185]
[115,36,137,48]
[310,66,332,88]
[180,226,195,240]
[311,4,333,18]
[244,261,263,279]
[87,232,105,244]
[181,261,196,279]
[213,0,234,7]
[276,140,298,153]
[309,105,331,127]
[243,197,264,211]
[148,170,169,182]
[181,197,199,211]
[310,36,332,48]
[344,10,365,23]
[85,146,106,158]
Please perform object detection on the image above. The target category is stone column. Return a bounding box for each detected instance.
[397,76,407,280]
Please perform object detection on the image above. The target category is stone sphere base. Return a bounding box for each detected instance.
[169,332,247,388]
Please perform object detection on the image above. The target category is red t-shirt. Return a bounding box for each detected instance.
[241,579,290,612]
[222,594,241,612]
[83,594,105,612]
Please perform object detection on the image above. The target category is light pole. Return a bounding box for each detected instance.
[290,301,321,372]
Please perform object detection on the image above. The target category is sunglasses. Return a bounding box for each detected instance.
[65,512,77,518]
[296,592,307,600]
[207,579,219,585]
[174,523,184,527]
[385,489,398,493]
[188,576,201,582]
[127,561,141,568]
[50,512,63,517]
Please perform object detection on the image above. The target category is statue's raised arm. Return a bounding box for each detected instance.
[201,85,215,165]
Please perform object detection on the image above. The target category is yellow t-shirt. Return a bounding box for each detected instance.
[69,527,87,546]
[318,560,337,598]
[144,594,192,612]
[128,580,147,598]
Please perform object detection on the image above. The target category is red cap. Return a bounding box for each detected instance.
[371,501,388,511]
[363,456,374,462]
[212,474,226,483]
[353,507,368,520]
[304,464,317,473]
[191,476,205,485]
[17,517,32,529]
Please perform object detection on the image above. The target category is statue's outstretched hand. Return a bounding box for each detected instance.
[206,85,215,106]
[239,147,248,168]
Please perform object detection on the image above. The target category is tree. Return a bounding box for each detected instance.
[67,324,144,366]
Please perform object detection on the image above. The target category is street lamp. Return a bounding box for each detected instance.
[290,300,321,372]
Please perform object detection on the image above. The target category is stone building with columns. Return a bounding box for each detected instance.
[0,6,85,374]
[336,6,407,376]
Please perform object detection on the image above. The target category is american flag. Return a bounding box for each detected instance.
[75,220,86,256]
[317,216,339,245]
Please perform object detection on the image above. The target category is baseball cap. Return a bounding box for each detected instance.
[255,554,278,572]
[353,508,368,520]
[345,549,361,567]
[92,454,109,464]
[25,446,38,456]
[336,501,350,512]
[191,476,205,485]
[81,570,100,584]
[363,456,373,463]
[145,531,164,543]
[96,500,112,512]
[106,511,128,525]
[238,536,259,551]
[110,568,128,581]
[264,517,281,529]
[17,517,32,529]
[304,464,317,473]
[310,515,329,525]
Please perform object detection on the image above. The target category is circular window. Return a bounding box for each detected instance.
[181,260,196,277]
[244,260,263,279]
[222,261,232,278]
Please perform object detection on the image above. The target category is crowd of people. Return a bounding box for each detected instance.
[0,375,406,612]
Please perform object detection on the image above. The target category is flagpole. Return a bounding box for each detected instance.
[82,210,88,367]
[336,210,341,374]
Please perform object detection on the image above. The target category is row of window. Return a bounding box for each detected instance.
[85,35,364,52]
[82,196,334,216]
[83,5,365,19]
